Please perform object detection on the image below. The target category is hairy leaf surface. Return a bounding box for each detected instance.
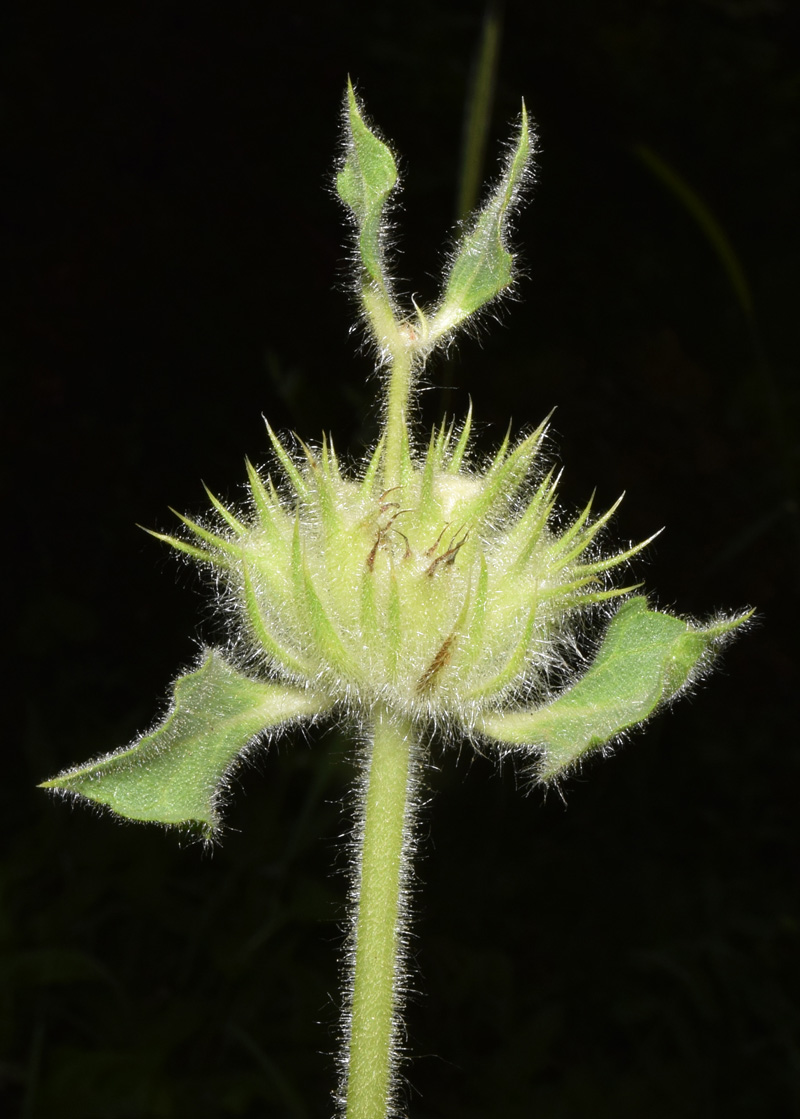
[42,651,332,835]
[477,597,750,780]
[433,104,531,332]
[337,79,398,289]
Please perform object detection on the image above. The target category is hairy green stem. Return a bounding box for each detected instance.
[383,346,413,489]
[360,284,416,489]
[345,707,416,1119]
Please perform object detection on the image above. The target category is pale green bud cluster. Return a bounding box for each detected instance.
[152,411,647,728]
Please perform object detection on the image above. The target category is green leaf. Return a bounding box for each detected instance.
[336,79,398,289]
[41,650,333,836]
[431,103,531,339]
[477,596,751,781]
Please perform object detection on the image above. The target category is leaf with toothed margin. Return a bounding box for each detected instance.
[476,597,752,781]
[336,79,398,290]
[40,650,333,836]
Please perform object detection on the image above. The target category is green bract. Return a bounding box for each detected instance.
[42,651,334,831]
[149,411,654,723]
[42,83,751,1119]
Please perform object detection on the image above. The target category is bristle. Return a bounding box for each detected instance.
[360,436,385,497]
[571,530,661,579]
[433,415,453,465]
[552,494,626,569]
[507,467,559,571]
[303,439,340,534]
[170,509,241,558]
[329,433,341,479]
[245,457,275,524]
[142,527,213,565]
[551,493,596,554]
[569,582,644,607]
[266,421,311,502]
[447,401,473,474]
[202,484,248,534]
[457,421,544,527]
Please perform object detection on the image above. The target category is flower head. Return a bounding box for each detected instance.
[42,83,750,837]
[157,408,648,735]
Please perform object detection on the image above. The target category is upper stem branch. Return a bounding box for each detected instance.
[361,285,417,489]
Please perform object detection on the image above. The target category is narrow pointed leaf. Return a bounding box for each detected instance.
[431,104,531,338]
[336,80,398,288]
[41,651,333,835]
[477,597,751,781]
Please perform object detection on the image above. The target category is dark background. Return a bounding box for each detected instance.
[4,1,798,1116]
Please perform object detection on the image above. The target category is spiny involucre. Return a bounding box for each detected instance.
[41,82,750,837]
[154,409,648,723]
